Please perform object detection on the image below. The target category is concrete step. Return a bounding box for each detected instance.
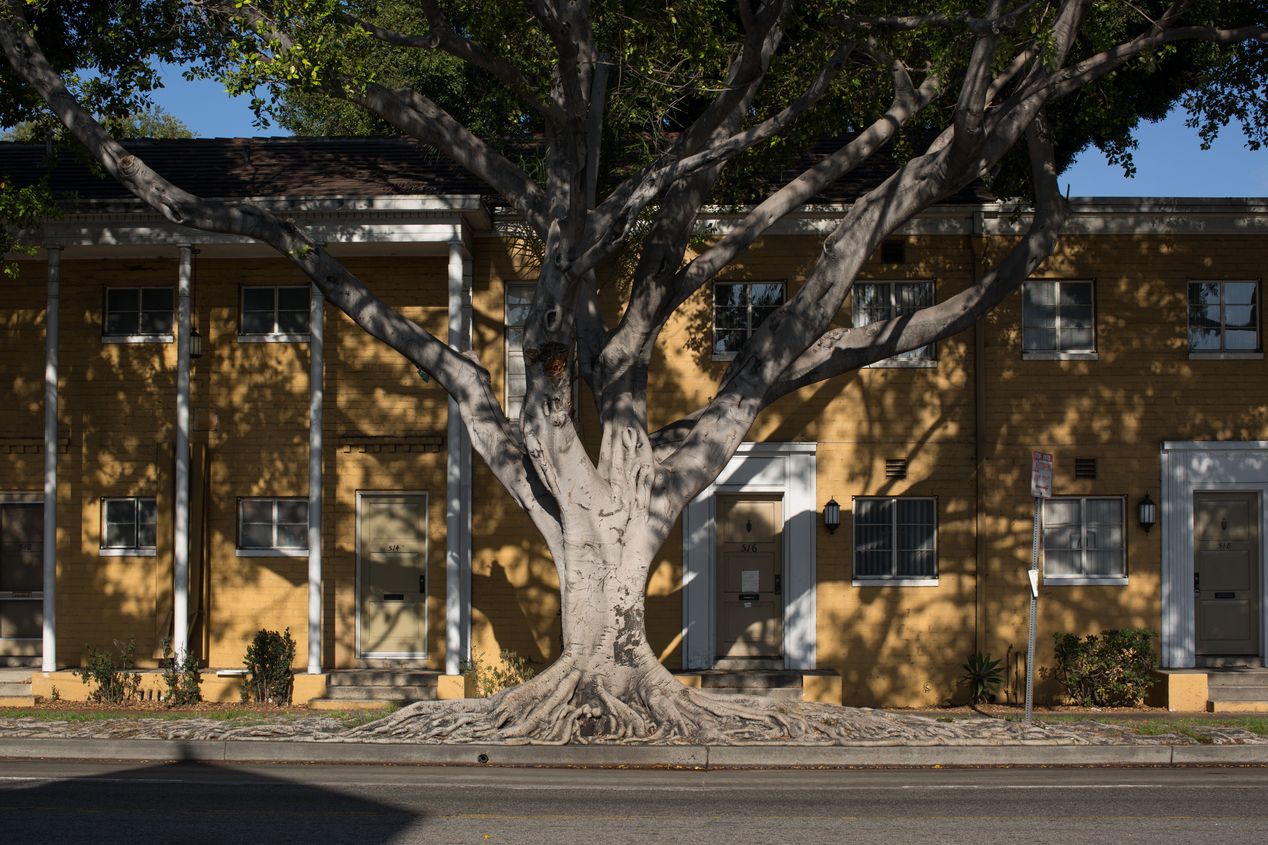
[699,671,803,691]
[1208,699,1268,713]
[1207,672,1268,688]
[701,686,804,701]
[0,680,33,696]
[322,685,435,702]
[327,670,440,687]
[1206,686,1268,701]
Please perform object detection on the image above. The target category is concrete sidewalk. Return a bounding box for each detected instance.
[3,736,1268,769]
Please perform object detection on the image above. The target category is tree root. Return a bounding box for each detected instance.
[344,662,1083,746]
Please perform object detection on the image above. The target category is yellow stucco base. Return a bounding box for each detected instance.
[803,673,844,705]
[1207,700,1268,713]
[30,671,328,704]
[309,699,394,711]
[674,673,703,689]
[436,674,468,700]
[1152,670,1208,712]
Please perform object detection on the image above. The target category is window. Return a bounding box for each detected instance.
[1023,279,1096,358]
[1042,497,1126,584]
[240,286,310,338]
[103,288,174,339]
[713,281,785,359]
[851,281,935,365]
[853,497,937,583]
[237,498,308,554]
[1188,280,1260,355]
[100,497,157,555]
[505,283,534,419]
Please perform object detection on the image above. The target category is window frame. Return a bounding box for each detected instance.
[1041,495,1128,586]
[238,285,312,342]
[1021,278,1098,360]
[1187,279,1263,360]
[851,495,939,586]
[850,280,938,368]
[235,497,309,556]
[711,280,787,361]
[101,286,175,343]
[99,496,158,557]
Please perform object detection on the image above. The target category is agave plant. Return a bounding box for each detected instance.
[960,652,1004,705]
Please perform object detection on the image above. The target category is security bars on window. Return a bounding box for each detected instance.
[853,497,937,580]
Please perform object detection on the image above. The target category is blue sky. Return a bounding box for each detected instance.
[150,65,1266,198]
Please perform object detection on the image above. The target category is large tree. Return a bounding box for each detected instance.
[2,0,1264,743]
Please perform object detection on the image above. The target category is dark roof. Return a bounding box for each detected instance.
[0,136,490,201]
[0,135,992,207]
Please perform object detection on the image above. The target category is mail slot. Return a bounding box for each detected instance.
[383,593,405,601]
[1214,591,1236,599]
[738,592,760,601]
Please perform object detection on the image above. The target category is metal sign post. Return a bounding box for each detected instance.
[1025,451,1052,724]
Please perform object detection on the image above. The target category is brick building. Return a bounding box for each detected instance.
[1,138,1265,709]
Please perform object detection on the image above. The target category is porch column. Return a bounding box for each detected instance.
[41,247,60,673]
[173,246,192,658]
[445,237,473,675]
[307,283,324,675]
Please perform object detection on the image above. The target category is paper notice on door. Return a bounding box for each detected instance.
[741,570,760,593]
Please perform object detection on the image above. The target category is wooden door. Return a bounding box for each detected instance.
[1195,493,1260,656]
[0,502,43,649]
[715,496,783,661]
[358,494,428,657]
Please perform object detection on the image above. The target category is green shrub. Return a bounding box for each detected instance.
[75,640,142,704]
[161,638,203,707]
[959,652,1003,705]
[241,628,296,705]
[460,648,537,698]
[1052,628,1159,707]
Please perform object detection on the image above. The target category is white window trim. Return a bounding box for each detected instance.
[851,495,939,585]
[504,282,534,418]
[102,286,175,342]
[236,497,309,555]
[711,280,787,362]
[1187,279,1261,356]
[99,496,157,556]
[1022,279,1098,360]
[852,280,938,368]
[238,285,312,342]
[1041,495,1128,586]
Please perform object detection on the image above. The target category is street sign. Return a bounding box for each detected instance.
[1030,450,1053,499]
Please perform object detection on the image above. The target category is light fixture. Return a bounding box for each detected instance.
[823,497,841,534]
[1138,491,1157,533]
[189,327,203,360]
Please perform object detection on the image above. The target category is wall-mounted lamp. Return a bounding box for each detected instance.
[823,497,841,534]
[189,327,203,360]
[1138,491,1157,534]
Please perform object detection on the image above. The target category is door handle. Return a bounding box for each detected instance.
[774,573,782,593]
[1194,572,1200,594]
[419,575,426,593]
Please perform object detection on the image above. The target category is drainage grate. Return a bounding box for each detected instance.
[885,458,908,479]
[1074,457,1097,479]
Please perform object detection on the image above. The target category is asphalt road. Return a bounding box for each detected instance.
[1,759,1266,844]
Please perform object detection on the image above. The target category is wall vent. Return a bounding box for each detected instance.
[1074,457,1097,480]
[885,458,908,479]
[880,239,906,264]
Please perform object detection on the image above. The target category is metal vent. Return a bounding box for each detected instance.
[1074,457,1097,480]
[880,239,906,264]
[885,458,908,479]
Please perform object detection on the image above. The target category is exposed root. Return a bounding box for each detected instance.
[344,661,1089,746]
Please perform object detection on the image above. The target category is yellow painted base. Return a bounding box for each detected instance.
[1153,670,1209,712]
[30,671,329,704]
[435,674,467,700]
[0,696,35,707]
[674,673,702,689]
[803,673,843,705]
[1208,699,1268,713]
[309,699,394,711]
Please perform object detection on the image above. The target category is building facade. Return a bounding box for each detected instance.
[1,139,1265,708]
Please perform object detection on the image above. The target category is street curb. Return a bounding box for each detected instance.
[2,738,1267,768]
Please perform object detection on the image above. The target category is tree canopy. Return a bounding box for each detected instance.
[1,0,1265,743]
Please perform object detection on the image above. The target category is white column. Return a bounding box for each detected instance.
[445,238,474,675]
[173,246,192,657]
[307,283,324,675]
[41,247,60,673]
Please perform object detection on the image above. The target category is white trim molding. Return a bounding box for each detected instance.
[1161,441,1268,668]
[682,442,817,671]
